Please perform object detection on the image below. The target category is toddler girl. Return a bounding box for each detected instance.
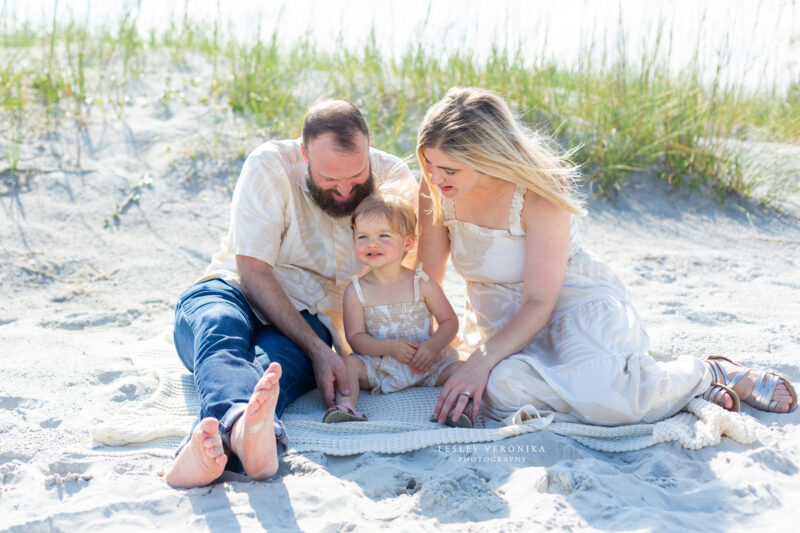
[322,189,471,427]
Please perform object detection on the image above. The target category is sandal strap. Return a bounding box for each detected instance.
[705,359,732,386]
[726,369,749,389]
[748,371,780,411]
[699,383,740,412]
[706,355,750,389]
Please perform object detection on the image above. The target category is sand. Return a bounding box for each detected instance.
[1,52,799,532]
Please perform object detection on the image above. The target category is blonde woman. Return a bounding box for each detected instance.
[417,87,796,427]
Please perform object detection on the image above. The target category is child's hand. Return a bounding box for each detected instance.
[410,344,436,374]
[389,339,419,365]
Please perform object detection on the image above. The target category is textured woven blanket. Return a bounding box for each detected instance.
[92,337,759,455]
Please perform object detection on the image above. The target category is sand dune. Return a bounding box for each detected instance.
[1,54,799,532]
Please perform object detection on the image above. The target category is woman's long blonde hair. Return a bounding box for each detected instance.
[416,87,586,222]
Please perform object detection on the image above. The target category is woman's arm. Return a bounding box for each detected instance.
[343,282,418,363]
[434,193,571,423]
[417,179,451,285]
[477,194,570,365]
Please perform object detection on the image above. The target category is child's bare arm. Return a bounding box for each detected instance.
[409,279,458,373]
[419,278,458,353]
[343,282,418,361]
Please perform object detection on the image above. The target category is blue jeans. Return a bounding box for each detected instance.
[173,278,331,472]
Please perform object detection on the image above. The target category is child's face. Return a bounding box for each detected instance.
[353,213,414,268]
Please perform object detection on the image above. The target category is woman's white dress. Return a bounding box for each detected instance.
[442,185,711,425]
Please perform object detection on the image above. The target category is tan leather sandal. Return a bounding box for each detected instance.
[706,355,798,413]
[699,382,741,412]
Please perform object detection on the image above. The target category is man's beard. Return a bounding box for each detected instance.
[306,165,376,218]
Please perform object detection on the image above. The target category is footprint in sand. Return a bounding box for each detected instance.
[0,460,26,483]
[285,451,327,476]
[540,465,597,494]
[107,377,155,402]
[95,370,126,384]
[683,310,740,325]
[39,417,62,428]
[413,469,506,522]
[40,310,141,330]
[748,449,798,475]
[43,460,94,494]
[0,397,42,410]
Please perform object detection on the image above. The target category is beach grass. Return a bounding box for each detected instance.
[1,6,798,204]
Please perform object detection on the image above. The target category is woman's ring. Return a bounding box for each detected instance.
[460,391,471,398]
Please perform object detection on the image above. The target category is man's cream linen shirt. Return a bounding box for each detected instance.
[202,138,418,354]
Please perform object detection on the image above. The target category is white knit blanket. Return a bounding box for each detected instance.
[92,337,759,455]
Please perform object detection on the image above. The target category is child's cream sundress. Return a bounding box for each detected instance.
[442,184,711,425]
[351,266,459,394]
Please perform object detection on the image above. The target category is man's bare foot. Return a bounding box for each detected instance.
[164,417,227,488]
[230,362,282,480]
[709,358,795,413]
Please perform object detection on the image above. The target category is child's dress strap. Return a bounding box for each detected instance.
[413,264,429,303]
[508,183,526,237]
[351,275,367,307]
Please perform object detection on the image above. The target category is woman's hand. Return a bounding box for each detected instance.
[389,339,419,365]
[433,352,491,424]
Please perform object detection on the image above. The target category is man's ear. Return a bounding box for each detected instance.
[300,143,308,164]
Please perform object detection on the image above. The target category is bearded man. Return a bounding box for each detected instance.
[164,101,418,488]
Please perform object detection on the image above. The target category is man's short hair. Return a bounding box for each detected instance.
[302,100,370,151]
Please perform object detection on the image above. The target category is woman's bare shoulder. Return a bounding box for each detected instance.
[521,189,571,231]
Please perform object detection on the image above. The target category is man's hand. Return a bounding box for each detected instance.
[310,346,349,408]
[409,343,436,374]
[388,339,419,365]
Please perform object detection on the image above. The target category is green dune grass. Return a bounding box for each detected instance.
[1,5,798,204]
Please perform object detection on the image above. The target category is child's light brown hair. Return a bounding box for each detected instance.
[350,188,417,239]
